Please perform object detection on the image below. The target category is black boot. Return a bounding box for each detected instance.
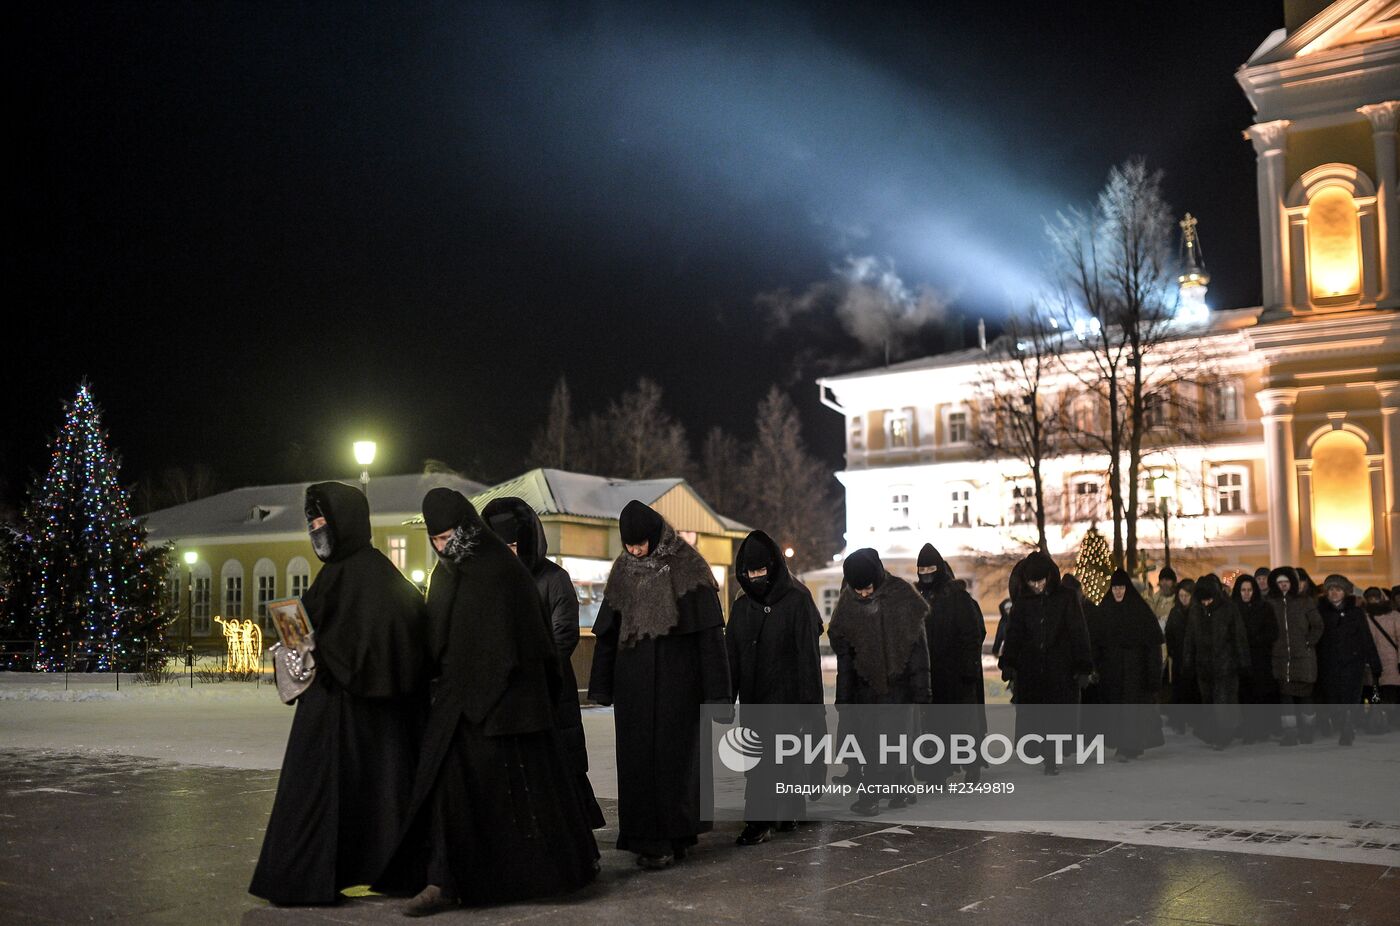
[736,823,773,846]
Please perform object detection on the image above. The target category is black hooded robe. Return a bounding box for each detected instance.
[1163,580,1200,727]
[1232,576,1279,740]
[588,521,732,857]
[998,552,1093,751]
[250,482,429,906]
[376,502,596,904]
[725,530,824,825]
[481,496,605,830]
[914,544,987,776]
[1183,576,1250,745]
[1093,573,1165,756]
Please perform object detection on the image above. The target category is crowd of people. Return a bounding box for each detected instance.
[245,482,1400,916]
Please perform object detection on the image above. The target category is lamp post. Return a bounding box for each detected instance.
[183,550,198,689]
[1154,472,1174,572]
[354,440,377,498]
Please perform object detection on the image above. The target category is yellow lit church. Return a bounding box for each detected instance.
[807,0,1400,616]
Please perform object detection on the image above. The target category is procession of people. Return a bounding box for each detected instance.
[250,480,1400,915]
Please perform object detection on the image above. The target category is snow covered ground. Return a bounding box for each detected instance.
[3,672,1396,866]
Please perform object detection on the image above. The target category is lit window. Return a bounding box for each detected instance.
[890,491,912,529]
[888,414,911,448]
[1144,393,1166,430]
[822,587,840,619]
[192,575,212,636]
[1211,381,1241,422]
[257,575,276,620]
[850,416,864,451]
[1216,470,1244,514]
[1311,430,1373,554]
[949,485,972,527]
[1011,485,1035,524]
[224,576,243,620]
[1307,187,1361,301]
[1072,396,1098,434]
[1072,479,1101,521]
[947,411,969,445]
[389,535,408,571]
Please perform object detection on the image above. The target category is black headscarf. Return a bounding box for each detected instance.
[1193,574,1225,604]
[1232,573,1266,608]
[915,542,953,592]
[299,482,428,698]
[843,548,883,590]
[481,496,550,574]
[619,500,665,550]
[1268,566,1298,598]
[735,529,792,604]
[1098,567,1159,645]
[423,487,472,536]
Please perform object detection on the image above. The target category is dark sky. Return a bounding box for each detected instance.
[7,0,1285,502]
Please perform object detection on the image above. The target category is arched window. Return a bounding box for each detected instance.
[286,556,311,600]
[1311,429,1373,555]
[253,558,277,629]
[1307,187,1362,302]
[1286,164,1379,311]
[191,561,212,636]
[220,560,245,620]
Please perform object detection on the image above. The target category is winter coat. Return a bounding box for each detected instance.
[915,549,986,706]
[1232,576,1278,703]
[1364,606,1400,688]
[998,553,1094,706]
[829,571,931,704]
[1163,590,1199,705]
[1266,567,1324,695]
[725,530,824,706]
[1092,580,1165,753]
[1183,596,1250,685]
[1315,596,1384,704]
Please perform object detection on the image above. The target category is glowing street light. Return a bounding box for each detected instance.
[410,569,426,585]
[784,547,795,559]
[353,440,377,498]
[182,550,198,688]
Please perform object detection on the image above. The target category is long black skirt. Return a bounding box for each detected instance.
[249,677,423,905]
[376,719,597,905]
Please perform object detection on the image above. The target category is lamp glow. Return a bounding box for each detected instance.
[783,547,795,558]
[183,551,198,565]
[410,569,426,584]
[353,441,377,466]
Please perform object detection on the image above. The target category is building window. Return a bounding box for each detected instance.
[1071,395,1098,435]
[887,412,912,448]
[949,486,972,527]
[1214,467,1247,515]
[1208,381,1241,422]
[889,490,912,530]
[1307,186,1362,302]
[388,535,408,571]
[224,576,243,620]
[192,568,212,637]
[287,556,311,600]
[822,587,840,619]
[850,416,864,451]
[1071,478,1101,522]
[1011,484,1035,524]
[1310,429,1373,554]
[946,410,969,445]
[1144,393,1167,430]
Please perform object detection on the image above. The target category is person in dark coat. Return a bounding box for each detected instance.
[724,529,824,845]
[1315,575,1383,746]
[1295,567,1318,601]
[250,482,429,906]
[992,598,1012,659]
[1182,575,1251,749]
[1066,573,1105,709]
[997,552,1094,775]
[1232,573,1279,743]
[1092,569,1165,760]
[913,543,987,782]
[588,501,732,870]
[1162,578,1198,733]
[1266,566,1324,745]
[481,496,605,830]
[828,548,931,814]
[377,489,596,916]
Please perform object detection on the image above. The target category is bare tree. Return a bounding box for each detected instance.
[972,309,1065,552]
[527,376,574,469]
[743,386,840,574]
[133,464,222,514]
[592,378,692,480]
[693,426,744,516]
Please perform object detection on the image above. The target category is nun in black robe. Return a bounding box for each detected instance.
[913,543,987,782]
[1093,569,1165,759]
[249,482,429,906]
[588,501,732,869]
[376,489,596,914]
[482,495,606,830]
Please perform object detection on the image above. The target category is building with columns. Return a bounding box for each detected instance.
[806,0,1400,618]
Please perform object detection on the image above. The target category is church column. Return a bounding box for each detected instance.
[1245,120,1293,314]
[1257,387,1300,566]
[1377,382,1400,582]
[1358,102,1400,305]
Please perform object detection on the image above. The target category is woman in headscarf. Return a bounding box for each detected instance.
[376,489,596,915]
[1162,577,1197,734]
[1315,575,1382,746]
[1182,574,1250,749]
[828,548,930,813]
[998,552,1093,775]
[482,496,605,831]
[913,543,987,783]
[250,482,429,906]
[588,501,732,870]
[1232,573,1278,743]
[1267,566,1324,746]
[1093,569,1165,760]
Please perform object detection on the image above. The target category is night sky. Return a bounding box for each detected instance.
[8,0,1285,505]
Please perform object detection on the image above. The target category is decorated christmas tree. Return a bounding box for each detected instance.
[16,383,172,671]
[1074,525,1114,605]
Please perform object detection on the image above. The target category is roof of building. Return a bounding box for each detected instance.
[141,472,487,542]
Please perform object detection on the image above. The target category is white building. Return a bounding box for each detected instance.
[806,0,1400,617]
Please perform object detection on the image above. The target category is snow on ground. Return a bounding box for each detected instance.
[2,672,1396,865]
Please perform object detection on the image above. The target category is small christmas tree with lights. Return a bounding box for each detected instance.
[1075,525,1114,605]
[16,382,172,671]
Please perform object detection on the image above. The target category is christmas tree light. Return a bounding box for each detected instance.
[1075,525,1114,605]
[17,382,172,671]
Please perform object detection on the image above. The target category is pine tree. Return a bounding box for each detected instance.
[1075,525,1114,606]
[16,383,172,671]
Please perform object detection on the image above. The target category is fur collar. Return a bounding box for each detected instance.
[828,572,928,697]
[603,521,717,646]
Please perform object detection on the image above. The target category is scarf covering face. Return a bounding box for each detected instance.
[828,571,929,697]
[603,520,718,646]
[735,529,793,605]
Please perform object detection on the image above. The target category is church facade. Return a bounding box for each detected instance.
[808,0,1400,617]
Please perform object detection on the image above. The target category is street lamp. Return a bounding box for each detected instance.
[1153,472,1174,572]
[183,550,198,688]
[353,440,377,498]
